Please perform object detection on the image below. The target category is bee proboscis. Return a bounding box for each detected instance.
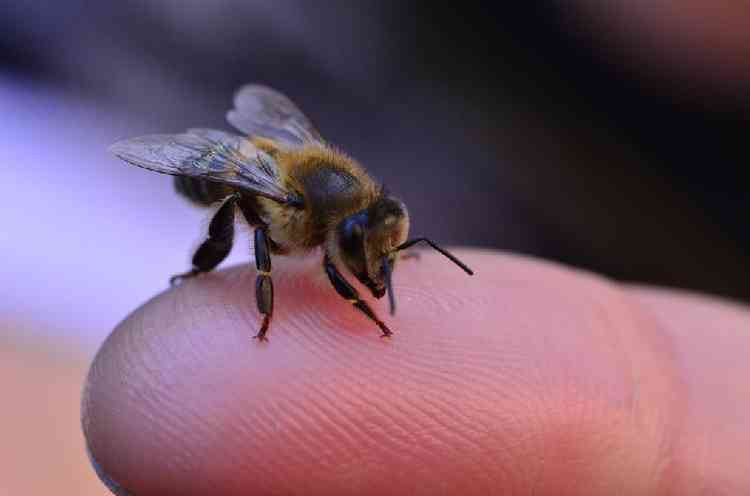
[110,84,473,340]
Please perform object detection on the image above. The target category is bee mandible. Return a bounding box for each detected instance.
[110,84,473,341]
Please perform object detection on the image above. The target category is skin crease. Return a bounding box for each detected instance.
[81,250,750,495]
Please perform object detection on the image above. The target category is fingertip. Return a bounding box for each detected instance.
[82,250,670,495]
[86,443,133,496]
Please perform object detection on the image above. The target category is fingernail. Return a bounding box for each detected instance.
[86,445,134,496]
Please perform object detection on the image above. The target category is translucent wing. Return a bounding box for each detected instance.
[226,84,323,147]
[109,128,292,203]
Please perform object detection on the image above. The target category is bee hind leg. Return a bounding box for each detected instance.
[253,227,274,341]
[170,193,239,287]
[323,255,392,338]
[169,269,200,286]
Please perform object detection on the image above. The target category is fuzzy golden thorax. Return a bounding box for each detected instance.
[253,138,383,253]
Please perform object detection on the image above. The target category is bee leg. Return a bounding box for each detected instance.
[323,256,392,338]
[169,269,199,286]
[253,227,274,341]
[170,193,239,286]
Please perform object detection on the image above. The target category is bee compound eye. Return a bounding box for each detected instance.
[339,213,368,248]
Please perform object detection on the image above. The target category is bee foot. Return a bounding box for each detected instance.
[169,269,200,287]
[253,315,271,342]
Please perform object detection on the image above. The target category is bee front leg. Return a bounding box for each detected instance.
[253,227,274,341]
[170,193,239,286]
[323,256,392,338]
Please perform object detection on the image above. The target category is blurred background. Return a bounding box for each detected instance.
[1,1,748,493]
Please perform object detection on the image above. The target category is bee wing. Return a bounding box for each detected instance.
[109,128,293,204]
[226,84,324,147]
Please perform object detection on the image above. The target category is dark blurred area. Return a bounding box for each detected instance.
[2,0,748,307]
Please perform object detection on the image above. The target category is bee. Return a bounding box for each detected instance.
[110,84,473,340]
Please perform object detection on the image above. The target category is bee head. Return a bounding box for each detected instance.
[335,193,473,316]
[335,195,410,302]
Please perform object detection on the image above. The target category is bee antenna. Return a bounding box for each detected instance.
[381,255,397,315]
[394,238,474,275]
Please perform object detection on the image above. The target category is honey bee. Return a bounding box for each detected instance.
[110,84,473,340]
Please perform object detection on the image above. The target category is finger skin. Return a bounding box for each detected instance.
[81,250,750,495]
[626,287,750,494]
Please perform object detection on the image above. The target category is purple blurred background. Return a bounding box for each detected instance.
[2,1,748,351]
